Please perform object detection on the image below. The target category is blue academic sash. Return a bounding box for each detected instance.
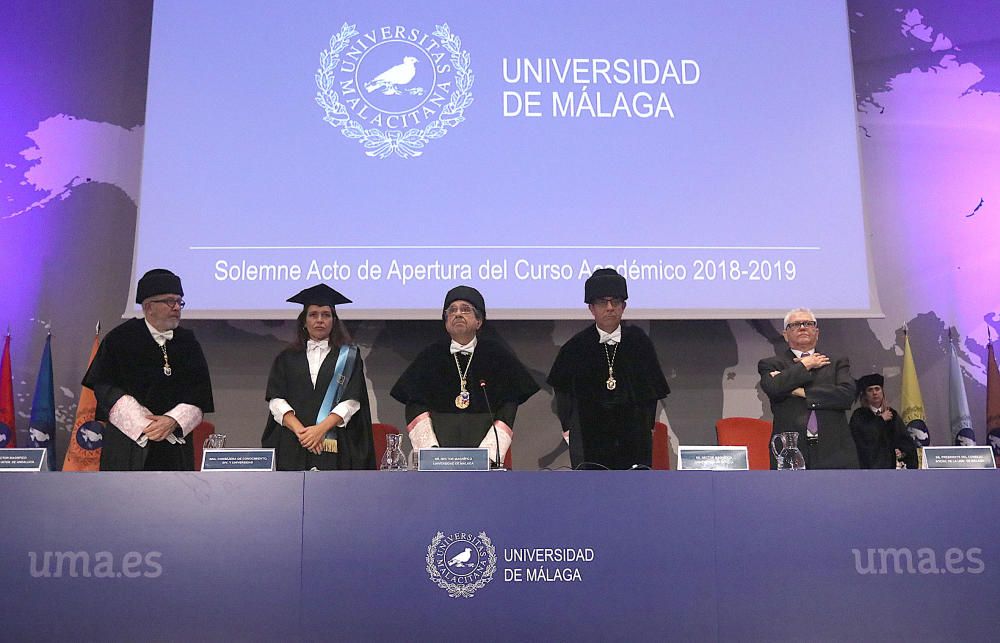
[317,345,359,451]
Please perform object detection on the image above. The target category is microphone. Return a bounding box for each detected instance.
[479,379,502,470]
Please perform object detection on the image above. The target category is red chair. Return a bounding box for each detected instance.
[652,421,671,470]
[715,417,773,470]
[192,421,215,471]
[372,423,400,466]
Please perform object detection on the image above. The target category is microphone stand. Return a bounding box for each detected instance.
[479,379,504,470]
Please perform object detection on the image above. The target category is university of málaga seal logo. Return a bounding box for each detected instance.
[315,22,474,159]
[426,531,496,598]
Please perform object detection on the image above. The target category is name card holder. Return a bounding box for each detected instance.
[201,448,275,472]
[920,446,996,470]
[677,446,749,471]
[418,447,491,472]
[0,448,48,472]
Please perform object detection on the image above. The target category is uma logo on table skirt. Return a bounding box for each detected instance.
[426,531,496,598]
[315,22,474,159]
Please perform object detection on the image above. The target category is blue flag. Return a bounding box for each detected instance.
[29,334,56,470]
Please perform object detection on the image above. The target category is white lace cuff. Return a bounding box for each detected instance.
[406,412,439,450]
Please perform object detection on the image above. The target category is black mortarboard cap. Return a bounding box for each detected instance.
[136,268,183,304]
[856,373,884,396]
[444,285,486,318]
[584,268,628,303]
[287,284,352,307]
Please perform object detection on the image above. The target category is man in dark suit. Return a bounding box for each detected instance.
[758,308,858,469]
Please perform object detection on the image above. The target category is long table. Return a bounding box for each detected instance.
[2,470,996,641]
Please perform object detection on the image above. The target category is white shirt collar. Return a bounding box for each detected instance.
[597,325,621,345]
[307,339,329,352]
[144,319,173,345]
[791,348,815,358]
[450,336,478,354]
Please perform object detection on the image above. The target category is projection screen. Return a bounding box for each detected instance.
[129,0,880,319]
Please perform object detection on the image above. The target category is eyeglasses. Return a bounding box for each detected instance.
[785,320,817,330]
[592,297,624,308]
[150,298,185,309]
[445,305,476,316]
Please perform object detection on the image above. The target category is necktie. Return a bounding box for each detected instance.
[806,410,819,437]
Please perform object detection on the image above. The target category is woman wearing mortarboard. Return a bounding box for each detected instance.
[261,284,375,470]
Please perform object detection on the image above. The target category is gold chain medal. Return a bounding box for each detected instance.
[160,344,173,377]
[455,386,471,409]
[604,343,618,391]
[454,352,474,409]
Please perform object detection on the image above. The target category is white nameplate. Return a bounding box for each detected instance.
[678,446,749,471]
[418,447,491,471]
[201,448,275,472]
[920,446,996,469]
[0,448,48,472]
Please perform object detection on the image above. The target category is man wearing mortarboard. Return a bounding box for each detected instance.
[547,268,669,469]
[83,269,214,470]
[849,373,918,469]
[390,285,538,468]
[262,284,375,470]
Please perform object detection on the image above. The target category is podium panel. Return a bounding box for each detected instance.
[1,470,996,640]
[0,472,304,641]
[301,472,718,640]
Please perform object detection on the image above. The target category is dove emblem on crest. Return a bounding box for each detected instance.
[447,547,473,568]
[364,56,423,95]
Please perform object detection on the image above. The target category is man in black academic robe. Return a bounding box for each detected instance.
[758,308,858,469]
[390,286,538,467]
[547,269,669,470]
[83,269,214,471]
[262,284,375,471]
[849,373,918,469]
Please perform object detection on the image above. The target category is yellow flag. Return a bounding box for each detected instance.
[901,333,929,445]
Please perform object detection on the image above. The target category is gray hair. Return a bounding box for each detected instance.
[782,307,817,329]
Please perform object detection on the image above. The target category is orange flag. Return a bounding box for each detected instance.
[62,326,104,471]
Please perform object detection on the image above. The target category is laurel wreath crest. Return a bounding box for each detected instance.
[426,531,497,598]
[315,22,474,159]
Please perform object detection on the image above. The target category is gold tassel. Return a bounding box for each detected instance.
[322,438,338,453]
